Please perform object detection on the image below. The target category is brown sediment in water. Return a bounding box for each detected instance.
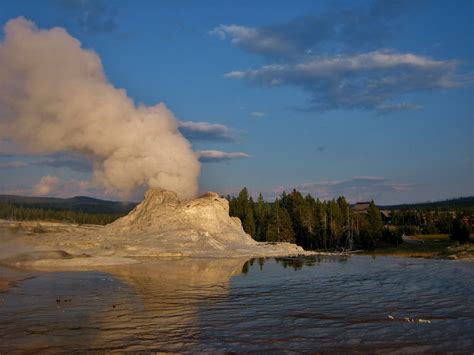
[0,272,36,293]
[0,279,11,292]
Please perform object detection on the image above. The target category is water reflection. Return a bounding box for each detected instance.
[0,257,248,352]
[0,256,473,352]
[242,255,350,273]
[221,256,474,352]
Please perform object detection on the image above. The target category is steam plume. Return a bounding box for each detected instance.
[0,17,200,199]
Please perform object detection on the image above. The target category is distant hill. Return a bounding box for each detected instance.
[379,196,474,211]
[0,194,137,214]
[1,194,473,215]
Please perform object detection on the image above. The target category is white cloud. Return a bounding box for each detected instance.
[376,102,422,115]
[32,175,99,197]
[38,153,92,172]
[32,175,61,196]
[178,121,235,141]
[271,176,414,203]
[55,0,118,34]
[210,1,421,59]
[224,51,471,111]
[212,2,473,112]
[210,24,294,57]
[210,25,255,41]
[196,150,250,163]
[0,153,92,172]
[250,111,266,117]
[0,161,29,169]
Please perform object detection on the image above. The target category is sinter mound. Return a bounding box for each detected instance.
[0,189,310,269]
[100,188,307,258]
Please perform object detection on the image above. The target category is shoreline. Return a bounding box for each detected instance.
[1,220,472,270]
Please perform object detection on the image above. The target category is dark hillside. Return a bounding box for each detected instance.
[380,197,474,211]
[0,194,137,214]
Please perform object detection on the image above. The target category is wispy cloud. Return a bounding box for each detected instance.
[38,153,93,172]
[1,174,122,199]
[178,121,235,142]
[210,0,420,59]
[32,175,101,197]
[224,51,471,111]
[0,139,21,156]
[250,111,266,117]
[32,175,62,196]
[196,150,250,163]
[0,153,92,172]
[55,0,118,34]
[211,0,473,112]
[0,161,29,169]
[0,152,18,158]
[210,24,298,59]
[272,176,414,202]
[376,102,422,115]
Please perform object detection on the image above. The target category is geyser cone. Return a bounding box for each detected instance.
[98,188,307,258]
[0,189,309,267]
[104,188,257,256]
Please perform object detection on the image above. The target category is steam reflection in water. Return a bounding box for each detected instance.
[0,256,473,352]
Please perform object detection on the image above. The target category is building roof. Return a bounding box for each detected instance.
[353,202,371,212]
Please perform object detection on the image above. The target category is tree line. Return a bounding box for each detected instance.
[227,187,401,251]
[228,187,472,250]
[390,209,472,243]
[1,188,471,246]
[0,202,125,225]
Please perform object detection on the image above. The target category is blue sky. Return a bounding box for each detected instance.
[0,0,472,204]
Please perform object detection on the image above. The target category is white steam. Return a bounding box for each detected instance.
[0,17,200,199]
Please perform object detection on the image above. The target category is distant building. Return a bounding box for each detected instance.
[380,210,392,224]
[353,202,371,213]
[352,202,392,224]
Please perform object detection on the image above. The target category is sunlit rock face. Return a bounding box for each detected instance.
[98,188,307,258]
[107,188,255,246]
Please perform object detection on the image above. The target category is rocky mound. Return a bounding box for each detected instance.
[105,189,256,246]
[99,188,307,258]
[0,189,310,269]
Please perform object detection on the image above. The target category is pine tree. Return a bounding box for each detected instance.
[231,187,256,237]
[243,196,256,237]
[367,200,383,233]
[235,187,250,218]
[313,198,327,249]
[328,199,343,248]
[266,200,295,243]
[304,194,317,248]
[255,193,270,241]
[228,196,237,217]
[278,189,317,248]
[450,218,470,244]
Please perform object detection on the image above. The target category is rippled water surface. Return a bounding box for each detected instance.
[0,256,473,353]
